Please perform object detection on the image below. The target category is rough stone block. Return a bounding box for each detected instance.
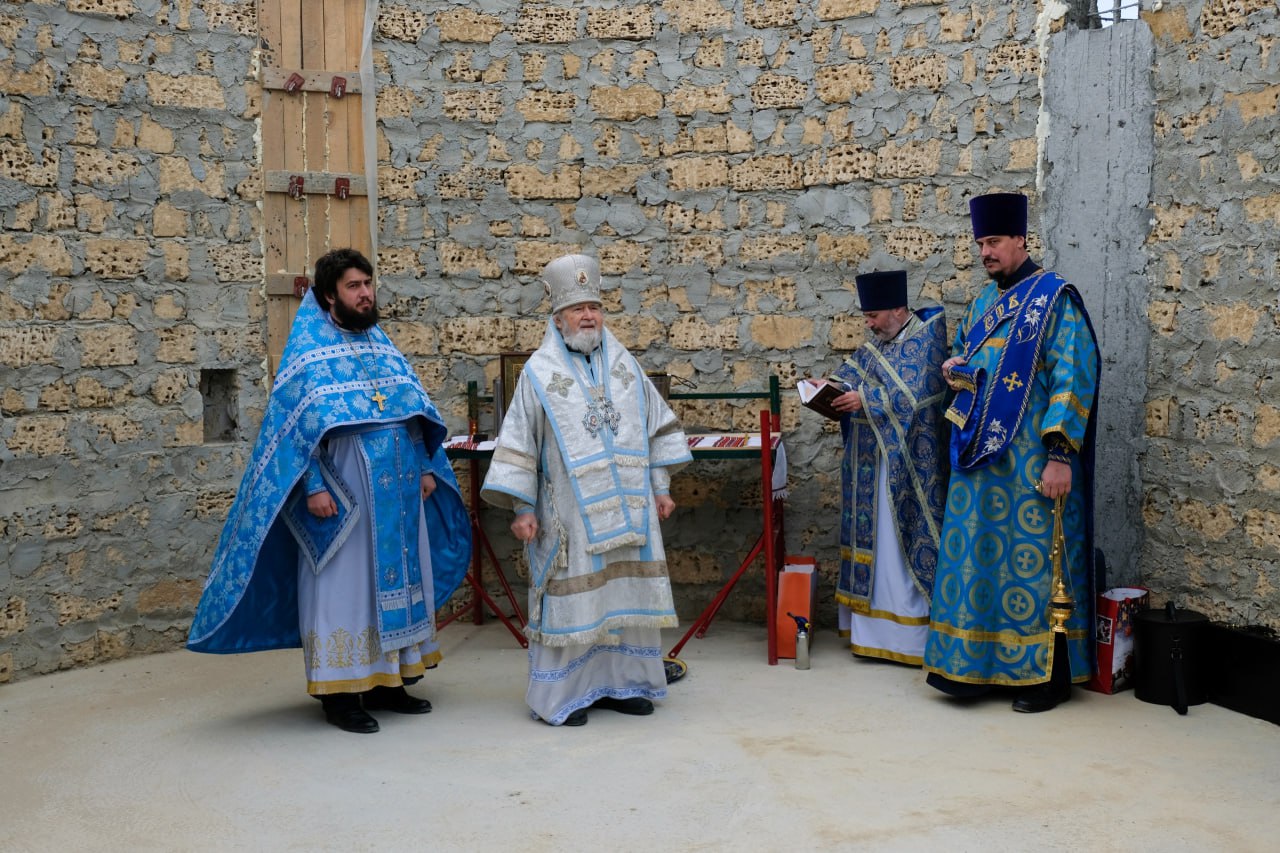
[155,326,197,363]
[0,60,54,96]
[436,166,500,201]
[1243,193,1280,224]
[749,316,814,350]
[670,316,739,350]
[1006,137,1037,171]
[379,164,423,201]
[150,369,189,405]
[209,245,258,283]
[89,413,142,443]
[0,139,56,187]
[750,73,807,109]
[884,226,940,262]
[377,5,429,42]
[205,0,257,36]
[739,235,806,263]
[1149,300,1177,334]
[1243,508,1280,552]
[815,62,874,103]
[890,53,947,91]
[74,376,127,408]
[582,164,648,196]
[1200,0,1273,39]
[6,415,68,456]
[876,139,942,178]
[0,327,58,366]
[830,314,868,349]
[436,8,504,42]
[730,155,802,191]
[438,317,516,354]
[68,62,128,104]
[516,90,576,122]
[162,242,190,281]
[152,202,188,238]
[137,579,203,614]
[1176,499,1236,541]
[377,86,419,118]
[587,6,655,39]
[85,239,147,280]
[668,83,732,115]
[590,85,663,120]
[939,9,973,41]
[1,597,28,639]
[157,156,226,197]
[67,0,136,17]
[515,5,577,43]
[985,43,1039,79]
[668,156,729,191]
[442,90,503,123]
[146,72,226,109]
[669,235,725,268]
[1254,405,1280,447]
[1207,303,1260,344]
[438,242,501,278]
[513,241,579,274]
[815,233,871,263]
[1149,203,1196,241]
[505,165,581,200]
[816,0,878,20]
[803,144,875,186]
[666,0,732,32]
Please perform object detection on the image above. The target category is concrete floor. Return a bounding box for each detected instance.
[2,621,1278,852]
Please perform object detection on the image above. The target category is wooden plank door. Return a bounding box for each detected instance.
[260,0,371,375]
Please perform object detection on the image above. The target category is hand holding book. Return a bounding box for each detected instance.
[797,379,857,420]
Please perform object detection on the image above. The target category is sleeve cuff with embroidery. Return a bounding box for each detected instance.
[1043,432,1074,464]
[303,458,326,495]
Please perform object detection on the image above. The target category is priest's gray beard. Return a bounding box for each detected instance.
[562,327,602,354]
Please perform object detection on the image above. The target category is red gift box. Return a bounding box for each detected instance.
[1086,587,1149,694]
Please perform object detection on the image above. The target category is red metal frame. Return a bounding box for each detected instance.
[438,444,528,648]
[667,409,786,665]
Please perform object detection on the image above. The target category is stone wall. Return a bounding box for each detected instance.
[1140,0,1280,630]
[0,0,264,682]
[372,0,1048,627]
[17,1,1274,683]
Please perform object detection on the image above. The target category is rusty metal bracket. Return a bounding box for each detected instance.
[334,177,350,200]
[330,75,347,99]
[284,72,305,94]
[292,276,310,298]
[287,175,305,199]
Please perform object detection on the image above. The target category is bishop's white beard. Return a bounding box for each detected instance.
[562,327,602,354]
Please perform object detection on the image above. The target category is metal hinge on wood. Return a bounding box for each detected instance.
[334,177,350,200]
[330,76,347,98]
[284,72,305,93]
[293,276,310,297]
[288,175,305,199]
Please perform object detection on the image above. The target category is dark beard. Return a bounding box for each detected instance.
[332,297,379,331]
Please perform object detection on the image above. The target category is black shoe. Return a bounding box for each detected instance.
[1012,684,1071,714]
[926,672,992,698]
[362,685,432,714]
[561,708,588,726]
[319,694,380,733]
[591,696,654,716]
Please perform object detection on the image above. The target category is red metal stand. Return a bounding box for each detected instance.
[439,449,528,648]
[667,409,785,665]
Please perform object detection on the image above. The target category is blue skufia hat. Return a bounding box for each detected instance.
[969,192,1028,239]
[855,270,908,312]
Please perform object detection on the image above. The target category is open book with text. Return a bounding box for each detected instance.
[797,379,846,421]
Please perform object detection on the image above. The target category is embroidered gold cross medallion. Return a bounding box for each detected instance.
[1001,372,1023,392]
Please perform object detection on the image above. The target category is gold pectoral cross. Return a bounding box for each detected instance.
[1002,371,1023,392]
[371,390,387,411]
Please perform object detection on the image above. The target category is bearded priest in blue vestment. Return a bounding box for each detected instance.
[924,193,1101,714]
[188,248,471,734]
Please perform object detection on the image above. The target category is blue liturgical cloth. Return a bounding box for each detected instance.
[187,291,471,654]
[925,265,1101,686]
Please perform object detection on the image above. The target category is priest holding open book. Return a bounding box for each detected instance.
[803,270,949,665]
